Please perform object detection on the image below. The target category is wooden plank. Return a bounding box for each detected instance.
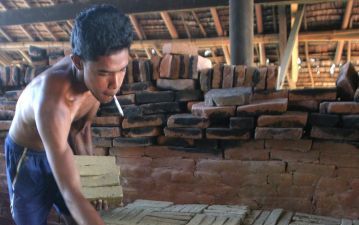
[2,29,359,52]
[278,5,287,60]
[210,8,223,36]
[277,4,305,89]
[293,213,341,225]
[129,15,146,40]
[160,12,179,39]
[181,12,192,38]
[164,204,207,213]
[126,199,174,208]
[0,28,13,41]
[253,211,271,225]
[0,0,228,26]
[222,45,230,65]
[18,50,32,65]
[224,217,242,225]
[334,0,353,65]
[277,211,293,225]
[341,219,353,225]
[186,214,207,225]
[263,209,284,225]
[255,4,266,65]
[243,210,262,225]
[211,216,228,225]
[192,11,207,37]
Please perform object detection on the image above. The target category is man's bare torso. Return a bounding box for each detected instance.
[9,56,100,151]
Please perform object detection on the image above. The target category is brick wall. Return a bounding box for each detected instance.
[0,54,358,223]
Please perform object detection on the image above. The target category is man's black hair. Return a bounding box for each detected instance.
[71,4,133,61]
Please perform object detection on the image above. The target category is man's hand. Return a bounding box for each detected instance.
[91,199,109,211]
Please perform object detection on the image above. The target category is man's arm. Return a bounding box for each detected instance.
[34,92,104,225]
[69,102,100,155]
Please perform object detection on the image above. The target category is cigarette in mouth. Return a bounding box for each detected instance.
[114,95,124,116]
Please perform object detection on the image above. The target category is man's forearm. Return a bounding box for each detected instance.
[61,178,104,225]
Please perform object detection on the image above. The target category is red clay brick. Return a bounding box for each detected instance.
[310,126,359,141]
[237,98,288,116]
[257,111,308,128]
[255,127,303,140]
[224,148,269,160]
[264,139,312,152]
[164,127,203,139]
[92,116,121,127]
[192,102,236,119]
[327,101,359,114]
[91,127,121,138]
[287,162,335,177]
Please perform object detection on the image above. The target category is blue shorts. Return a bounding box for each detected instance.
[4,135,70,225]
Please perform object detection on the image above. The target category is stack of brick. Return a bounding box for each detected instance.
[199,64,277,92]
[309,101,359,141]
[0,53,358,222]
[0,65,27,89]
[336,62,358,101]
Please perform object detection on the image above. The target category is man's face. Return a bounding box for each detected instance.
[82,49,129,103]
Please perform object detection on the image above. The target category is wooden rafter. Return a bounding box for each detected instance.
[0,27,13,41]
[0,2,35,42]
[334,0,353,65]
[347,40,351,62]
[222,44,230,65]
[303,9,314,87]
[160,12,179,39]
[278,4,305,89]
[18,49,31,64]
[129,15,146,40]
[23,0,58,41]
[1,29,359,51]
[0,0,340,27]
[192,11,207,37]
[181,12,191,38]
[153,46,163,57]
[144,48,152,59]
[210,47,220,64]
[278,5,287,59]
[210,8,223,36]
[255,4,266,65]
[210,7,226,64]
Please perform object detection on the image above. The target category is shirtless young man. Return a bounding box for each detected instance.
[5,5,133,225]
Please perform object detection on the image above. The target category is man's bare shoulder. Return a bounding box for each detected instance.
[29,56,77,102]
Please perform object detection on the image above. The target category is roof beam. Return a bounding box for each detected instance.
[255,4,266,65]
[18,49,31,64]
[181,12,191,38]
[255,0,339,5]
[222,45,230,65]
[0,0,336,27]
[278,4,305,89]
[129,15,146,40]
[1,28,359,51]
[211,7,225,62]
[278,5,287,59]
[333,0,353,65]
[210,8,224,36]
[160,12,179,39]
[192,11,207,37]
[23,0,58,41]
[0,2,35,42]
[0,0,229,26]
[0,28,13,41]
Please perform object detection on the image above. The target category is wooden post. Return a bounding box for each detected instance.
[278,4,305,89]
[230,0,253,66]
[291,4,299,86]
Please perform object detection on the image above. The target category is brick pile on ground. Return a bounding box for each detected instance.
[100,199,358,225]
[0,46,65,92]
